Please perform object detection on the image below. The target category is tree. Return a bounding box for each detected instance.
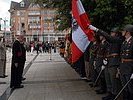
[30,0,133,32]
[30,0,71,31]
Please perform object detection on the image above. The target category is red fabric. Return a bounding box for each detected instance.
[71,42,83,63]
[71,0,94,63]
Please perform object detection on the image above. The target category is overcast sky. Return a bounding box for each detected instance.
[0,0,22,30]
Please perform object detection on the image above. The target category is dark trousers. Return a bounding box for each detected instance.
[73,56,86,77]
[121,74,133,100]
[20,62,25,79]
[96,66,106,91]
[10,61,25,87]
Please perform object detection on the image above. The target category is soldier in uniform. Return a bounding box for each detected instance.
[10,35,26,89]
[95,28,124,100]
[84,44,92,81]
[88,35,100,86]
[0,37,7,78]
[94,35,109,94]
[120,24,133,100]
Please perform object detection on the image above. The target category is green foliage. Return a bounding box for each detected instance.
[30,0,133,32]
[89,0,133,31]
[53,0,71,31]
[30,0,71,31]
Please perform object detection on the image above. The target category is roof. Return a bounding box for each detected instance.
[10,0,31,10]
[9,0,55,11]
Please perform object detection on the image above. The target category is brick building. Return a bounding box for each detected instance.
[9,0,66,42]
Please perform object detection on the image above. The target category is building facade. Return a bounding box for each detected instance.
[9,0,67,42]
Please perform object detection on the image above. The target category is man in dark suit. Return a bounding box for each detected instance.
[10,34,26,89]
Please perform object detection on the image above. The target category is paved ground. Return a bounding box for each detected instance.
[0,51,37,98]
[1,50,105,100]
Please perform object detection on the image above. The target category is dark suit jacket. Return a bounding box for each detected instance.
[12,40,26,63]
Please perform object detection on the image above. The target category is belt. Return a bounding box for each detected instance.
[121,59,133,63]
[106,53,119,58]
[97,55,104,58]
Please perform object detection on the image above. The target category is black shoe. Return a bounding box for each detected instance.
[21,77,26,81]
[96,90,106,94]
[89,83,94,87]
[95,89,104,92]
[0,75,8,78]
[102,94,113,100]
[10,85,14,88]
[4,75,8,77]
[86,79,92,82]
[14,85,24,89]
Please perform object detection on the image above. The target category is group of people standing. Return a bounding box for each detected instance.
[72,24,133,100]
[26,41,57,55]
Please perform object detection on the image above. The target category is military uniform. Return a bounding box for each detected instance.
[98,29,123,99]
[95,39,109,93]
[0,39,6,77]
[84,43,92,80]
[10,40,26,88]
[120,37,133,100]
[89,41,99,83]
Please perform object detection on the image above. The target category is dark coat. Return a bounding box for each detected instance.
[120,37,133,74]
[12,40,26,63]
[97,30,123,67]
[95,40,109,69]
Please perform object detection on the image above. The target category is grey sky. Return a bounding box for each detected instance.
[0,0,22,30]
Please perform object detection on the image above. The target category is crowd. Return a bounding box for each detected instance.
[65,24,133,100]
[25,41,58,54]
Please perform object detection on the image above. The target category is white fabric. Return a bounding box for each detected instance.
[130,73,133,79]
[77,0,85,15]
[103,60,108,65]
[72,25,90,52]
[126,36,132,42]
[89,25,98,32]
[101,65,105,70]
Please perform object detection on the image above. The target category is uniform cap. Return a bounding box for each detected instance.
[111,27,119,33]
[123,24,133,33]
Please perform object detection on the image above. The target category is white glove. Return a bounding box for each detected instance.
[101,65,105,70]
[130,73,133,79]
[103,59,108,65]
[15,63,18,68]
[89,25,99,32]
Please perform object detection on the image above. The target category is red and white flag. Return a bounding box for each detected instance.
[72,0,94,63]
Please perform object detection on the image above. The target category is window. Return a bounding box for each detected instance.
[28,11,40,15]
[20,1,25,7]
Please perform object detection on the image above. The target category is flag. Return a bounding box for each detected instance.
[72,0,94,63]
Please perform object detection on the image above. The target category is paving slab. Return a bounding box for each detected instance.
[0,51,37,98]
[8,52,105,100]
